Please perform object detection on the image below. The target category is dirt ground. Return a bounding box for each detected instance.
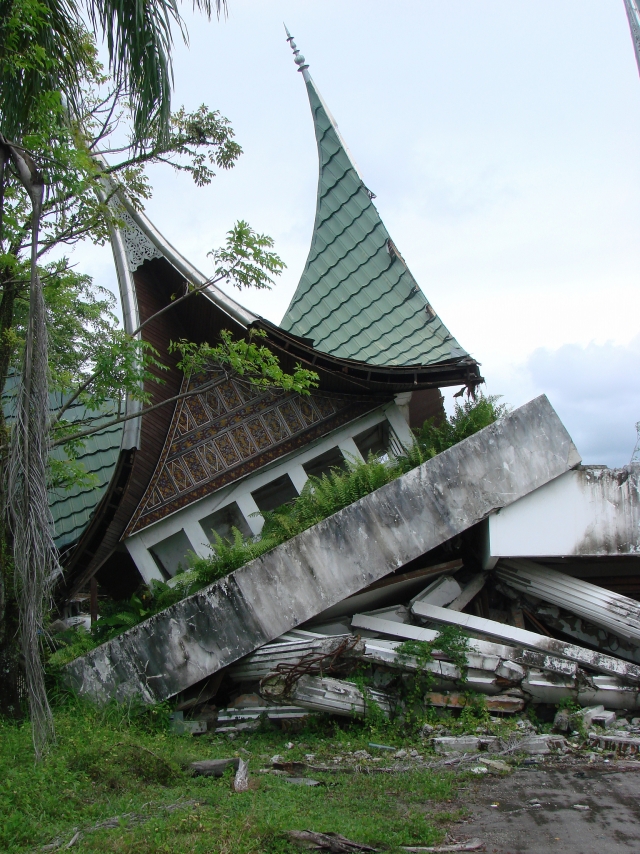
[453,761,640,853]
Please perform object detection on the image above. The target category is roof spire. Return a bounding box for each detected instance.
[284,24,310,81]
[280,36,472,369]
[624,0,640,78]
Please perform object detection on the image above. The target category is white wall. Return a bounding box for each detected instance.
[126,399,413,582]
[483,465,640,567]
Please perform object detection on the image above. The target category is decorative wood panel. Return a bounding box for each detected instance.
[125,366,378,535]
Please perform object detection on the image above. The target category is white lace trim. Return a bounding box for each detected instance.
[119,208,163,272]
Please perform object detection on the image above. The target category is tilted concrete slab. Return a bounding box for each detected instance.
[497,559,640,644]
[411,601,640,683]
[63,394,580,704]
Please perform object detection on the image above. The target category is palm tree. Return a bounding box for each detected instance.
[0,0,225,143]
[0,0,225,758]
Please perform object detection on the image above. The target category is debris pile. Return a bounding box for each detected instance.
[62,395,640,748]
[197,556,639,732]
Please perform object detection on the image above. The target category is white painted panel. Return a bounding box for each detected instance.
[486,467,640,561]
[125,536,164,584]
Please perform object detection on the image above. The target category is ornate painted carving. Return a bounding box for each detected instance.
[124,366,381,535]
[118,208,163,272]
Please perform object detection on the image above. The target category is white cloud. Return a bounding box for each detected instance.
[474,338,640,468]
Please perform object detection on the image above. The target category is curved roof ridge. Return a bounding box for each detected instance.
[279,33,471,369]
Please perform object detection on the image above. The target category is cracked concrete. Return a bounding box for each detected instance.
[460,764,640,853]
[64,394,580,705]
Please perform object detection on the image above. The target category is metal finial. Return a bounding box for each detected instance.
[283,23,309,74]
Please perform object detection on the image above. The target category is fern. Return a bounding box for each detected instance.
[54,393,507,662]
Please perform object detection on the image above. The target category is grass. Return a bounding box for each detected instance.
[0,699,460,854]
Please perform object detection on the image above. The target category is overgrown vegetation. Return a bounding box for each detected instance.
[49,394,507,667]
[0,0,318,756]
[346,628,474,731]
[0,698,459,854]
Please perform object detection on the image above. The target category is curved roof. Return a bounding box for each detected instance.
[49,398,123,552]
[280,39,471,368]
[2,378,123,552]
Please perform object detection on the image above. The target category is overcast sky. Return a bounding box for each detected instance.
[76,1,640,466]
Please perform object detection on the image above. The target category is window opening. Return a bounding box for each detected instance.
[149,529,194,578]
[353,421,390,461]
[200,502,252,544]
[302,446,347,479]
[251,474,299,513]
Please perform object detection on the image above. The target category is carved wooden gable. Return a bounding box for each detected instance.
[124,366,380,535]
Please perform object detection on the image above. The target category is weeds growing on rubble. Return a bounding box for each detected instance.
[0,697,459,854]
[47,394,507,666]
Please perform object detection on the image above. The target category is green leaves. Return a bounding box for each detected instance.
[210,220,285,290]
[163,105,242,185]
[0,0,226,146]
[171,329,319,397]
[412,393,509,460]
[0,0,95,140]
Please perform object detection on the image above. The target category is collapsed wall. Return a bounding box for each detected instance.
[63,395,580,704]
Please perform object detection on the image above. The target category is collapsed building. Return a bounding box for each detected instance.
[54,32,480,608]
[59,36,640,734]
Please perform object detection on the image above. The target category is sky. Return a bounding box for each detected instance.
[75,1,640,467]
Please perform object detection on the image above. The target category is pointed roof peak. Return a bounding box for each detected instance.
[280,39,473,370]
[284,24,310,81]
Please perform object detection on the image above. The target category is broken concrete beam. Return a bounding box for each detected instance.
[411,601,640,684]
[352,614,578,677]
[590,710,617,728]
[577,674,640,711]
[523,602,640,666]
[410,575,461,607]
[229,635,364,682]
[447,574,487,612]
[521,669,640,710]
[361,639,522,694]
[264,675,392,718]
[515,735,569,755]
[588,733,640,756]
[521,669,577,704]
[308,560,464,624]
[425,692,525,713]
[217,706,310,722]
[432,736,498,754]
[576,705,604,728]
[169,711,207,734]
[497,560,640,644]
[63,395,580,705]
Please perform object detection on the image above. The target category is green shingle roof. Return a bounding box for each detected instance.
[48,397,123,552]
[280,75,470,368]
[3,379,123,551]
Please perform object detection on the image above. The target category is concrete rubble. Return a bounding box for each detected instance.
[64,395,580,704]
[62,395,640,757]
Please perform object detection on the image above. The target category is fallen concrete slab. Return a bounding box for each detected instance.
[588,732,640,756]
[263,674,393,718]
[411,601,640,684]
[425,691,525,713]
[63,395,580,704]
[432,736,498,754]
[351,614,579,677]
[523,602,640,665]
[497,560,640,644]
